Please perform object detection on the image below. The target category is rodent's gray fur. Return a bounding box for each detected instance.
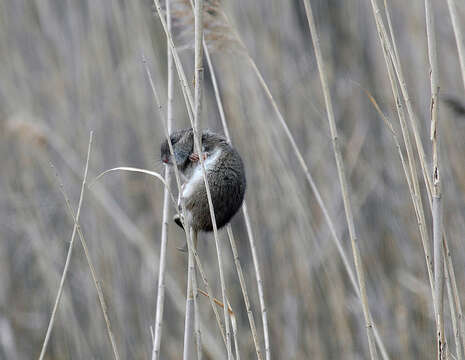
[160,128,246,232]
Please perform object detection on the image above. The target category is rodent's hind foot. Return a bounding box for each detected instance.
[173,213,184,230]
[173,214,187,252]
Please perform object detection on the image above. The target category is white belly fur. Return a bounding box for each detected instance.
[182,149,221,201]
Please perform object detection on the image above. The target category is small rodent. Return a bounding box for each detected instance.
[160,128,246,233]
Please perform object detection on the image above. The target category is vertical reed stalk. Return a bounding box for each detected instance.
[388,3,462,353]
[183,228,195,360]
[152,0,174,358]
[191,0,233,357]
[31,122,223,357]
[302,1,378,358]
[242,205,270,360]
[204,44,264,360]
[381,0,433,197]
[143,51,227,349]
[369,0,436,304]
[151,0,194,111]
[142,55,199,359]
[38,132,93,360]
[444,234,465,357]
[445,255,462,360]
[383,10,461,333]
[152,1,234,356]
[226,226,263,360]
[221,5,388,358]
[425,1,445,357]
[53,168,120,360]
[370,2,463,357]
[191,230,202,360]
[231,313,240,360]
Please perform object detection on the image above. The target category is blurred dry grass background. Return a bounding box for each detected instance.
[1,0,465,358]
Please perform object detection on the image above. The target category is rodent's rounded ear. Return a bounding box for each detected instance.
[178,130,194,150]
[174,130,194,165]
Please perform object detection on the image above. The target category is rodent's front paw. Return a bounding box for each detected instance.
[188,152,208,162]
[189,153,200,162]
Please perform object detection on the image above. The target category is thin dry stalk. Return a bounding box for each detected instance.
[183,225,228,349]
[385,9,463,350]
[204,42,230,141]
[358,89,419,360]
[365,91,416,222]
[301,1,378,358]
[197,289,232,314]
[378,0,433,199]
[231,313,240,360]
[143,49,228,348]
[151,1,236,356]
[376,2,461,357]
[383,0,401,75]
[243,36,333,360]
[446,0,465,95]
[92,167,175,202]
[195,288,237,358]
[193,0,204,133]
[154,4,269,357]
[217,6,390,358]
[438,2,465,351]
[370,0,435,299]
[196,288,238,358]
[432,78,446,357]
[242,204,270,360]
[445,255,462,360]
[151,0,175,357]
[444,235,465,357]
[51,165,120,360]
[392,34,432,200]
[38,132,93,360]
[372,3,462,357]
[152,0,194,111]
[204,10,390,357]
[150,100,171,354]
[239,23,396,360]
[191,230,202,360]
[226,226,263,360]
[425,0,445,357]
[183,227,196,360]
[192,149,233,359]
[384,21,434,293]
[23,121,223,357]
[382,7,459,321]
[373,5,437,267]
[191,0,233,357]
[203,40,264,360]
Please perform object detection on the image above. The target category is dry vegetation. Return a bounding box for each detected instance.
[1,0,465,359]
